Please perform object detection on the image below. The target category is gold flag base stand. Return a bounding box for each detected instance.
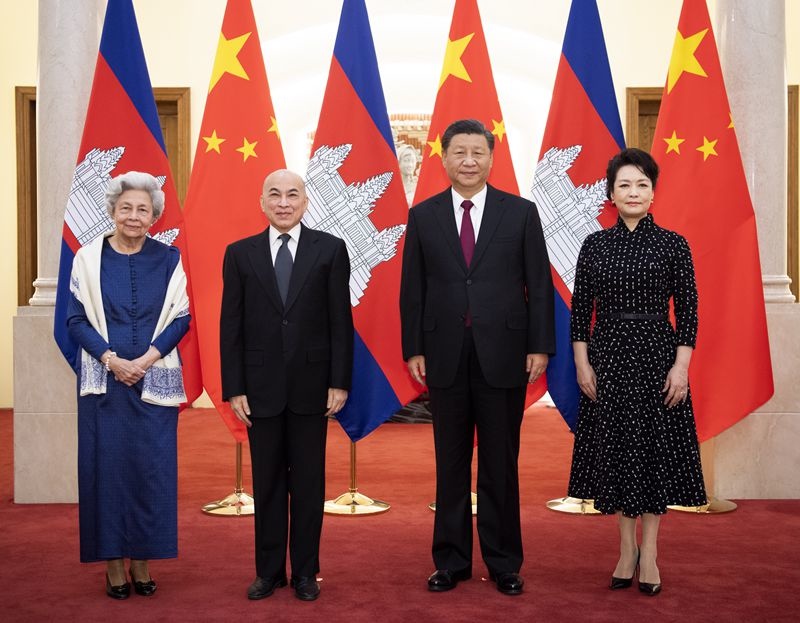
[324,441,390,516]
[546,496,601,515]
[429,492,478,515]
[202,442,255,516]
[668,496,737,514]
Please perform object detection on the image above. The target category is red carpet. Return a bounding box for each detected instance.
[1,407,798,622]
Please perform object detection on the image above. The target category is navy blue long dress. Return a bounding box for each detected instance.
[67,237,190,562]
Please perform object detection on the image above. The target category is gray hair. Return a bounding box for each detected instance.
[105,171,165,220]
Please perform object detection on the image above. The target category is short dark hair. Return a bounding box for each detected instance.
[605,148,659,199]
[442,119,495,153]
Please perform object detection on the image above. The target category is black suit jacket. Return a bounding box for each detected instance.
[400,185,555,388]
[220,223,354,417]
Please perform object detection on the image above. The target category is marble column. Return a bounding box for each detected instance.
[13,1,103,502]
[706,0,800,498]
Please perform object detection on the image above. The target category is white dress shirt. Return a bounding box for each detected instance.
[451,185,487,240]
[268,223,302,265]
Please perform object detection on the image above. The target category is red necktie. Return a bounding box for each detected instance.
[460,200,475,326]
[460,200,475,267]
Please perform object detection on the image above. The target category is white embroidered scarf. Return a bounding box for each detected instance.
[70,232,189,406]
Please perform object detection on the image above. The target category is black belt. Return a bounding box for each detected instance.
[599,313,667,320]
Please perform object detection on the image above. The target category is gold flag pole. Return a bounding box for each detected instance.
[668,497,737,514]
[324,441,390,515]
[202,442,254,516]
[546,497,601,514]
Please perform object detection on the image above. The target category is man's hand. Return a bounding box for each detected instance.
[526,353,548,384]
[325,388,348,417]
[407,355,427,386]
[229,395,252,427]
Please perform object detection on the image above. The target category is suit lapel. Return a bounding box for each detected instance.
[283,223,321,313]
[431,189,469,273]
[471,185,504,271]
[247,228,284,313]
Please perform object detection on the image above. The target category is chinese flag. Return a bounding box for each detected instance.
[415,0,546,405]
[183,0,286,442]
[651,0,773,441]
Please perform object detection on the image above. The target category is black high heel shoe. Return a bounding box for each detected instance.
[129,567,157,596]
[106,573,131,600]
[609,549,640,590]
[638,580,662,596]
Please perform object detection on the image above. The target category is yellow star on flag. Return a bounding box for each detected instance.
[236,137,258,162]
[268,116,280,140]
[439,33,474,89]
[696,136,718,161]
[663,130,685,155]
[202,129,226,154]
[491,119,506,142]
[728,112,734,129]
[427,134,443,159]
[209,32,251,92]
[667,28,708,93]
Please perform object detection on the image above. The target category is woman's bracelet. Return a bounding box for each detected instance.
[103,351,117,371]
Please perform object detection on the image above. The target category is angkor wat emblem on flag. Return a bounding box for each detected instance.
[64,146,178,247]
[531,145,606,291]
[304,144,406,306]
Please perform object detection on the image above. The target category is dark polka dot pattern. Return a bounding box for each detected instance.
[567,214,707,517]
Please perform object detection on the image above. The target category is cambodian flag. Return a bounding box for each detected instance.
[531,0,624,430]
[304,0,418,442]
[53,0,202,403]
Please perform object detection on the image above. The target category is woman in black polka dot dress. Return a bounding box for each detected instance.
[566,148,706,596]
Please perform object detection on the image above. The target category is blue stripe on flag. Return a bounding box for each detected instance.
[332,0,395,152]
[338,332,401,443]
[54,239,79,371]
[99,0,166,151]
[561,0,625,150]
[546,291,580,431]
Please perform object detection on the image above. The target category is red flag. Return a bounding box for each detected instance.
[183,0,286,442]
[651,0,773,440]
[53,0,202,407]
[415,0,544,405]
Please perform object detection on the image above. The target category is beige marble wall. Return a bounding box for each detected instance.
[13,308,78,503]
[703,0,800,499]
[13,0,102,503]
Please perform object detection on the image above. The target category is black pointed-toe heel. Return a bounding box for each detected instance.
[129,568,157,596]
[638,581,662,596]
[609,549,640,590]
[106,574,131,600]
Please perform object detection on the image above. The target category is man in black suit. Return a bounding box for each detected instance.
[400,119,555,595]
[220,169,353,602]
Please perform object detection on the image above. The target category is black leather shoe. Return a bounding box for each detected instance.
[129,568,157,596]
[638,581,662,596]
[610,550,640,589]
[291,576,320,601]
[106,574,130,600]
[489,572,524,595]
[247,575,288,600]
[427,568,472,592]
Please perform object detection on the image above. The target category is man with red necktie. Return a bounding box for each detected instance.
[400,119,555,595]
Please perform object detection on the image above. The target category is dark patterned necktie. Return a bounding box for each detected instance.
[275,233,293,304]
[460,200,475,266]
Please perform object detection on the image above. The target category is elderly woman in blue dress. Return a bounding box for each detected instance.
[66,171,190,599]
